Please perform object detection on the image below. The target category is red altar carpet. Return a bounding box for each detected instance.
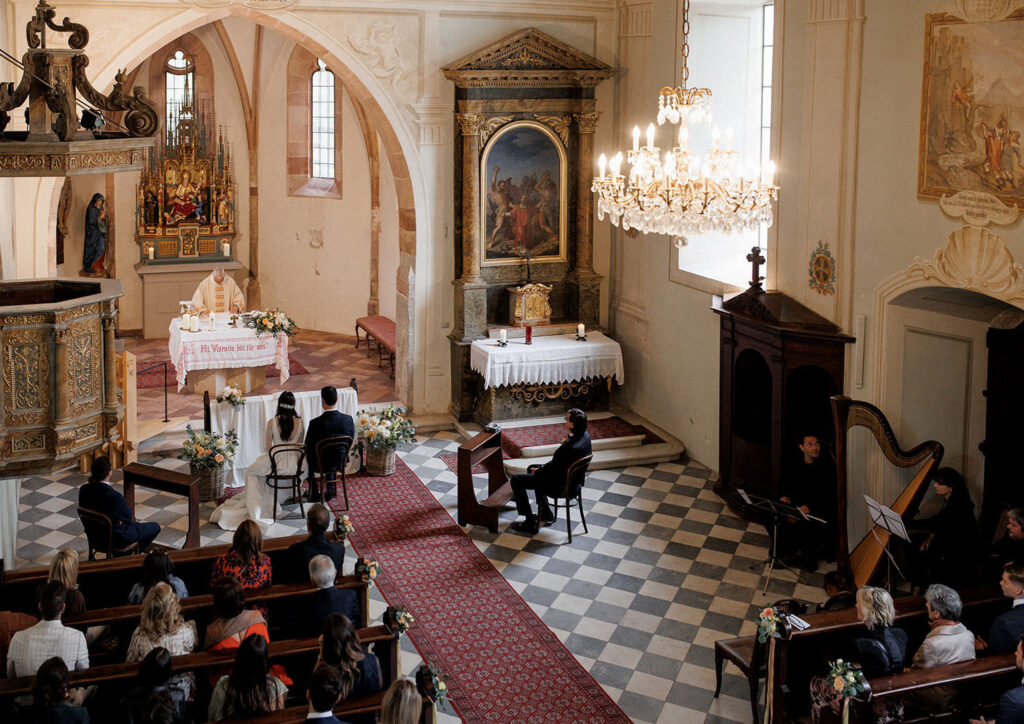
[328,458,631,723]
[135,357,309,389]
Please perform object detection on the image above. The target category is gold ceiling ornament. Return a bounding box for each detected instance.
[0,1,158,177]
[592,0,778,250]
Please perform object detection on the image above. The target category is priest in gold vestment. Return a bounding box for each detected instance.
[191,267,245,315]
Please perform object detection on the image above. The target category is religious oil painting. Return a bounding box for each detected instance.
[480,121,567,266]
[918,11,1024,206]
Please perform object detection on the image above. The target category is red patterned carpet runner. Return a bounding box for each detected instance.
[328,458,631,723]
[438,416,663,474]
[135,357,309,389]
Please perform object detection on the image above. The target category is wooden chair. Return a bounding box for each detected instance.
[265,443,307,521]
[77,506,140,561]
[714,634,766,724]
[315,435,353,510]
[540,453,593,543]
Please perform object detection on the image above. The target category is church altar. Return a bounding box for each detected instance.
[168,319,289,394]
[468,332,624,423]
[210,387,358,487]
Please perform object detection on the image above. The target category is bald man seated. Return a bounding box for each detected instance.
[191,266,244,316]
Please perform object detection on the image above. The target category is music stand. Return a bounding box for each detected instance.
[739,489,824,593]
[864,494,910,593]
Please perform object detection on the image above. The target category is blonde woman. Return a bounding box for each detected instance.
[126,582,197,701]
[380,678,420,724]
[47,549,85,615]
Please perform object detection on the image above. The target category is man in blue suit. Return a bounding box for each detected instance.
[291,555,360,637]
[304,386,355,502]
[978,563,1024,656]
[78,456,160,552]
[287,503,346,581]
[970,635,1024,724]
[305,663,352,723]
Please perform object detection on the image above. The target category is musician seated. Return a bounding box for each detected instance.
[907,468,981,590]
[992,508,1024,569]
[976,562,1024,657]
[779,433,836,571]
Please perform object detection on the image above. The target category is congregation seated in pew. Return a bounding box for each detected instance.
[48,550,87,617]
[315,614,382,702]
[211,521,272,618]
[379,678,420,724]
[992,508,1024,572]
[286,505,345,582]
[125,583,197,703]
[7,582,89,679]
[208,634,288,721]
[19,657,89,724]
[977,562,1024,657]
[304,663,352,724]
[289,557,360,641]
[116,647,186,724]
[128,551,189,605]
[970,634,1024,724]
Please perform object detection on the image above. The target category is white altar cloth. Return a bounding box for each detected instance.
[168,318,290,391]
[469,332,625,389]
[210,387,359,486]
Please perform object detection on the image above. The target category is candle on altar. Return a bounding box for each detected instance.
[578,323,585,337]
[182,312,190,329]
[499,329,507,343]
[190,315,199,332]
[209,313,216,331]
[223,242,231,257]
[147,246,154,260]
[525,326,533,345]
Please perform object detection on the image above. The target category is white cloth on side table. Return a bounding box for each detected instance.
[210,388,359,487]
[469,332,625,389]
[210,417,307,532]
[168,318,290,391]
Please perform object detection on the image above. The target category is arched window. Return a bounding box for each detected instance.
[311,59,336,179]
[165,50,194,131]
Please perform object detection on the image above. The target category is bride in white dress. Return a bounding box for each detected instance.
[211,391,306,532]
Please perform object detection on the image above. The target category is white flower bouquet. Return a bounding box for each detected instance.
[356,405,417,451]
[178,424,238,470]
[243,308,297,338]
[216,385,245,408]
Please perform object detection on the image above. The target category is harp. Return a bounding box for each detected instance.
[832,395,944,590]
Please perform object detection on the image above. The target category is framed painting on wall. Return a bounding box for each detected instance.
[918,11,1024,207]
[480,121,567,266]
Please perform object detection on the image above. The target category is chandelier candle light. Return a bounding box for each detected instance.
[592,0,778,249]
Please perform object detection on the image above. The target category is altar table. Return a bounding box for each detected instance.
[168,318,290,394]
[210,387,359,486]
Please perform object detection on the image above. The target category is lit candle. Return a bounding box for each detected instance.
[646,123,655,150]
[190,316,199,332]
[147,246,154,260]
[632,125,640,151]
[499,328,507,343]
[577,323,585,338]
[223,242,231,257]
[598,153,607,179]
[182,312,190,329]
[765,160,777,183]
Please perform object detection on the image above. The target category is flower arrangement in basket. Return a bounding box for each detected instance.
[415,663,448,708]
[356,405,416,476]
[243,309,297,338]
[354,556,381,585]
[826,659,870,724]
[383,605,415,635]
[178,424,238,469]
[216,385,245,408]
[333,514,355,541]
[757,606,783,643]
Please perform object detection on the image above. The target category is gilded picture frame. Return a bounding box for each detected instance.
[918,10,1024,206]
[480,120,568,267]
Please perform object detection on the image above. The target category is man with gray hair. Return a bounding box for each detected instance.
[191,266,244,316]
[908,583,976,710]
[289,554,360,639]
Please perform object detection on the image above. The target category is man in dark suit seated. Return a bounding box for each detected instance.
[779,432,837,572]
[304,386,355,502]
[993,509,1024,569]
[287,503,345,582]
[290,555,360,638]
[978,562,1024,656]
[305,663,352,724]
[78,456,160,552]
[970,635,1024,724]
[509,408,592,535]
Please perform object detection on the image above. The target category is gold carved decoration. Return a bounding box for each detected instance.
[510,379,596,404]
[10,431,47,454]
[54,302,98,324]
[3,327,51,427]
[501,49,549,68]
[180,225,200,257]
[455,113,484,136]
[533,114,570,145]
[480,115,514,146]
[67,319,101,418]
[510,282,553,325]
[574,112,600,134]
[3,313,49,325]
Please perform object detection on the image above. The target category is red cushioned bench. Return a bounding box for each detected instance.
[355,315,396,378]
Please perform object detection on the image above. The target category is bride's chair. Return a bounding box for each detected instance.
[266,443,307,521]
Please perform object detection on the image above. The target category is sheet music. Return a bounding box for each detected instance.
[864,494,911,542]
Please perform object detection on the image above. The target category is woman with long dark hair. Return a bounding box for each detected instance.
[207,634,287,720]
[910,467,981,588]
[211,391,304,531]
[211,521,272,594]
[317,613,382,700]
[128,550,188,604]
[21,657,89,723]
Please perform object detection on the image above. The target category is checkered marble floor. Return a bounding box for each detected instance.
[15,432,832,723]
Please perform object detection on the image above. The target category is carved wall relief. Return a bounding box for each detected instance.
[3,327,51,428]
[67,318,101,418]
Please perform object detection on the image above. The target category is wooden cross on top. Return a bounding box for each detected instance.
[747,246,765,291]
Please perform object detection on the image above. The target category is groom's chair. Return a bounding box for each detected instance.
[315,435,353,511]
[267,443,307,521]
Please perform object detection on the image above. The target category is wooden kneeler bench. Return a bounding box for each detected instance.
[355,316,396,378]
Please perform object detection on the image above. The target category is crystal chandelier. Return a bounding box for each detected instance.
[592,0,778,248]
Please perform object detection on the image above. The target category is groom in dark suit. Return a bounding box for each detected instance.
[305,386,355,502]
[78,456,161,551]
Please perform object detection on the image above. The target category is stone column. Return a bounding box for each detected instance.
[456,112,484,283]
[568,111,603,327]
[101,311,117,411]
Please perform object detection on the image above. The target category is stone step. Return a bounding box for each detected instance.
[518,434,646,458]
[503,440,685,474]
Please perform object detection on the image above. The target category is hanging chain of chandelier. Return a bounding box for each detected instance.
[592,0,778,248]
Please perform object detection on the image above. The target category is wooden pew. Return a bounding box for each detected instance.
[766,585,1007,720]
[0,627,399,708]
[223,689,434,724]
[456,429,510,534]
[63,578,371,633]
[0,532,336,612]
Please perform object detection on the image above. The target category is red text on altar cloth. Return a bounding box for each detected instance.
[199,341,270,353]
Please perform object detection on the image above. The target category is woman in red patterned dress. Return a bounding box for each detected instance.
[211,520,272,604]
